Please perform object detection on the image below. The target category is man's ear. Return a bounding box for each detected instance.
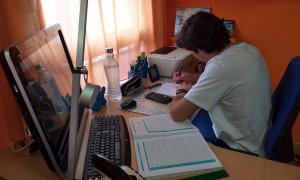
[197,49,206,56]
[193,48,204,59]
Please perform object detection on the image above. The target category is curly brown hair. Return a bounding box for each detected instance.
[176,12,230,54]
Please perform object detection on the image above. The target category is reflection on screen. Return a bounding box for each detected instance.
[16,34,72,157]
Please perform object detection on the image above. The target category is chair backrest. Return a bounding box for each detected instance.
[265,56,300,162]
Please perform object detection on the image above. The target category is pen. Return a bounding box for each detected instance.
[175,65,183,84]
[178,65,183,76]
[146,82,162,89]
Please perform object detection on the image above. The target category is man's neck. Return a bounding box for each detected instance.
[202,51,220,63]
[204,42,234,62]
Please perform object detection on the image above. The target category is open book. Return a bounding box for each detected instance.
[129,114,223,179]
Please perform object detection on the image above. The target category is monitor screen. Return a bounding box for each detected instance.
[0,24,84,178]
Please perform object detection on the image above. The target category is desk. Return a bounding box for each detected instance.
[1,100,300,180]
[76,100,300,180]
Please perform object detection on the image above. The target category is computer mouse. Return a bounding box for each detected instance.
[120,99,137,109]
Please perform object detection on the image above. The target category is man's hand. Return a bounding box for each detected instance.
[173,71,200,84]
[176,81,193,93]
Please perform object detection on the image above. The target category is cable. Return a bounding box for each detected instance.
[10,135,35,153]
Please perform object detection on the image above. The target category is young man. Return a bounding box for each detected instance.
[169,12,272,156]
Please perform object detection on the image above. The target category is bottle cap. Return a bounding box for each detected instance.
[105,47,113,54]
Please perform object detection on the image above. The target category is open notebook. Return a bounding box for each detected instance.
[129,113,224,179]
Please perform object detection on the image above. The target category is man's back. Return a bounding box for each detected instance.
[186,42,272,155]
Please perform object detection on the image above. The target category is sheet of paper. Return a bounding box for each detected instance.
[156,82,176,97]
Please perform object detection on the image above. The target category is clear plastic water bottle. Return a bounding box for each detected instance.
[104,47,122,101]
[35,64,68,114]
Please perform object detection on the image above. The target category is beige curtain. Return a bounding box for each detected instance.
[39,0,164,87]
[0,0,165,149]
[0,0,41,149]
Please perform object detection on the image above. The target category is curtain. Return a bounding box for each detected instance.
[0,0,164,149]
[39,0,164,88]
[0,0,41,149]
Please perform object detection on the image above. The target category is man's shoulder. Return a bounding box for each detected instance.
[215,42,263,65]
[232,42,261,56]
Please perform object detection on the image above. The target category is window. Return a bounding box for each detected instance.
[40,0,161,87]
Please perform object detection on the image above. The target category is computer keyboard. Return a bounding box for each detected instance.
[82,115,131,180]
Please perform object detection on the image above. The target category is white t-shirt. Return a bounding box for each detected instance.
[185,42,272,156]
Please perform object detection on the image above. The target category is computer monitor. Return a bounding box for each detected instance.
[0,24,86,178]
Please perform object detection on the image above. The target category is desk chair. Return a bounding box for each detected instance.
[265,56,300,162]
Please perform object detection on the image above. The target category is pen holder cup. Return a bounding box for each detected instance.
[140,61,148,78]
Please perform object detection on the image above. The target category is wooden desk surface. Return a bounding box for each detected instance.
[1,100,300,180]
[76,101,300,180]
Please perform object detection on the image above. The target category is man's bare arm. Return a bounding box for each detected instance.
[168,93,200,121]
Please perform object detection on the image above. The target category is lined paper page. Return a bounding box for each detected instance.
[130,114,196,138]
[144,136,215,170]
[135,133,222,178]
